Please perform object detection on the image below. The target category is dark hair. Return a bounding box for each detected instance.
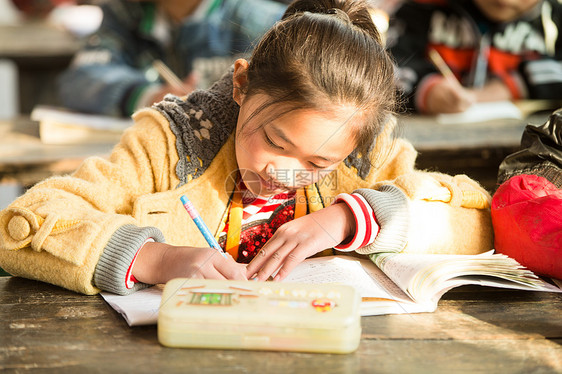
[238,0,397,158]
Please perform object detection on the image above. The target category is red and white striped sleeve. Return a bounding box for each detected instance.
[332,193,380,252]
[125,237,154,289]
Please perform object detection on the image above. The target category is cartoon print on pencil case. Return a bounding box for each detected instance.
[174,284,338,312]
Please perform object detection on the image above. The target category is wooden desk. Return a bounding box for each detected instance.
[400,113,550,191]
[1,277,561,373]
[400,115,544,152]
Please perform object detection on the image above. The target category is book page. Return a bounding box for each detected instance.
[436,101,522,125]
[282,256,411,302]
[32,105,133,144]
[372,251,559,303]
[370,252,444,298]
[282,256,428,316]
[372,251,510,294]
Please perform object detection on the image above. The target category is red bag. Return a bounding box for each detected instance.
[492,174,562,279]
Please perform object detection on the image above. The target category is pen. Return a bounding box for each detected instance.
[428,48,462,88]
[180,195,227,258]
[152,59,186,92]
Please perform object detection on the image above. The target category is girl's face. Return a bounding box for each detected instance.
[233,93,357,197]
[472,0,539,23]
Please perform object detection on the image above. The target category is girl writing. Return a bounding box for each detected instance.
[0,0,493,295]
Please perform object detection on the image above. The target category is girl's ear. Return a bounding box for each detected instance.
[233,59,249,105]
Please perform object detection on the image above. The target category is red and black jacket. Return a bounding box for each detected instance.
[388,0,562,112]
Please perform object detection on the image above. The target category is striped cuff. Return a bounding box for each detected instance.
[332,193,380,252]
[125,237,155,289]
[353,185,410,254]
[415,74,443,113]
[93,225,165,295]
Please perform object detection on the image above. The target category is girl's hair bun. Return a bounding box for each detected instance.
[323,7,352,23]
[282,0,381,43]
[283,0,343,18]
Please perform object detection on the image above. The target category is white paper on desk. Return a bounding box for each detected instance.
[436,101,523,125]
[100,285,163,326]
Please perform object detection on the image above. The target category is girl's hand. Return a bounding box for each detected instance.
[133,242,247,285]
[425,79,476,114]
[246,203,356,281]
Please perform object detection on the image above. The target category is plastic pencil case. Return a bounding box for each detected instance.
[158,278,362,354]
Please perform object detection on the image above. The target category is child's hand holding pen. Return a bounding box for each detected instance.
[424,49,512,114]
[131,195,246,285]
[425,79,476,114]
[132,242,247,285]
[424,77,513,114]
[424,49,476,114]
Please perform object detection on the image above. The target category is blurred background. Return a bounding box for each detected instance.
[1,0,528,212]
[0,0,103,117]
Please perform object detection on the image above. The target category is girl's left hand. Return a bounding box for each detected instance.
[246,203,355,281]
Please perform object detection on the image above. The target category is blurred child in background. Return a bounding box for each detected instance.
[57,0,287,117]
[388,0,562,114]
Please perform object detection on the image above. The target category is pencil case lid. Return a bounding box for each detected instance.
[158,278,361,329]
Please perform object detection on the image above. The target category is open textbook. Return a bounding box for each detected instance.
[101,251,560,326]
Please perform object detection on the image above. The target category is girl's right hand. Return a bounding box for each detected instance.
[133,242,247,285]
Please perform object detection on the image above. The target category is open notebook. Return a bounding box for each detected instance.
[435,100,562,125]
[436,101,523,124]
[101,251,560,326]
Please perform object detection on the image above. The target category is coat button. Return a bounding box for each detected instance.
[7,215,31,241]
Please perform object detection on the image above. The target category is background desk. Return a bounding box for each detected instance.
[0,117,113,209]
[0,112,552,200]
[0,118,113,185]
[1,277,561,373]
[401,113,550,192]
